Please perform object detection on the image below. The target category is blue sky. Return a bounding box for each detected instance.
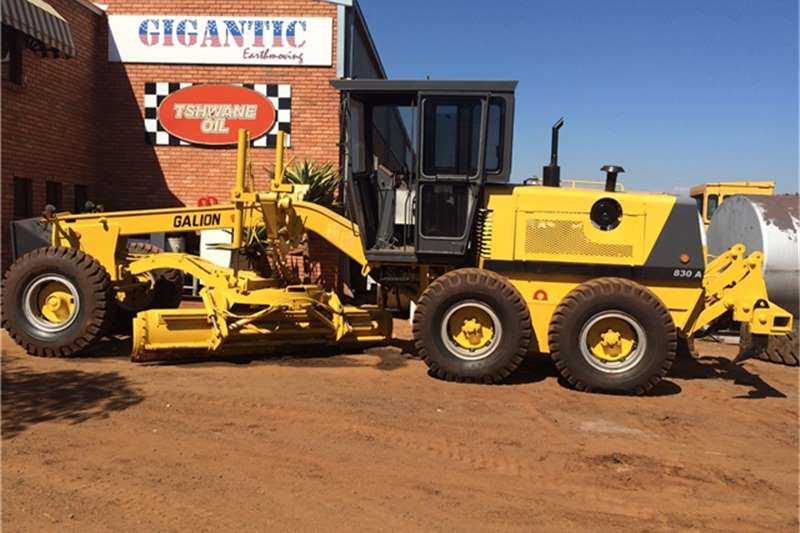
[360,0,799,193]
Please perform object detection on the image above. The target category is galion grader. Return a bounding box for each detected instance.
[2,80,794,395]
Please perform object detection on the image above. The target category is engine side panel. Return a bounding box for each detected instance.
[481,185,706,353]
[483,185,705,280]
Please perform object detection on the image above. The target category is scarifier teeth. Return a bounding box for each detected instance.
[131,314,148,361]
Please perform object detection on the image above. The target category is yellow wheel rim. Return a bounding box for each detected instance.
[586,317,637,362]
[38,281,77,324]
[22,274,81,333]
[441,301,502,361]
[579,311,646,373]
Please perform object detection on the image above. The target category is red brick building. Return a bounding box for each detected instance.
[1,0,385,273]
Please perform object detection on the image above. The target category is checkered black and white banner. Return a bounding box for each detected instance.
[143,82,292,148]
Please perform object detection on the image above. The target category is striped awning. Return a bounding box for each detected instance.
[2,0,77,57]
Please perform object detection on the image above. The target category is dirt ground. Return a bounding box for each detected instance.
[2,321,798,532]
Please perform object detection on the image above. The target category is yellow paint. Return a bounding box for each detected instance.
[586,317,636,362]
[35,126,790,359]
[40,128,388,356]
[485,185,674,265]
[689,181,775,226]
[690,244,793,336]
[447,305,495,351]
[38,281,76,324]
[231,128,249,250]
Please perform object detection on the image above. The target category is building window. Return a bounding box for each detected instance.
[2,26,23,85]
[13,177,33,218]
[46,180,62,210]
[74,184,88,213]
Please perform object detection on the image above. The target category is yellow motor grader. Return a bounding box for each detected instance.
[2,80,794,395]
[3,129,390,361]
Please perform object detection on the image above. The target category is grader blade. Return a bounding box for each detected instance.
[131,302,391,362]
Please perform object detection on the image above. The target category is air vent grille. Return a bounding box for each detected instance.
[525,219,633,258]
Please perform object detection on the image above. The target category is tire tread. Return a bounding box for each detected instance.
[548,277,677,395]
[413,268,532,383]
[2,246,114,357]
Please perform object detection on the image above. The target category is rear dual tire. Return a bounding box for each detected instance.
[414,272,677,394]
[549,278,677,395]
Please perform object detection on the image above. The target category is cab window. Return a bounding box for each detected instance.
[706,194,719,219]
[692,194,703,213]
[422,97,482,178]
[485,98,505,173]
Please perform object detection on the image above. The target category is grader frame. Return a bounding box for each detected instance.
[45,130,390,360]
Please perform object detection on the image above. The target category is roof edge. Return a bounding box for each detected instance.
[320,0,386,79]
[351,0,386,78]
[74,0,106,16]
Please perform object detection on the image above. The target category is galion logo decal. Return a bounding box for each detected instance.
[157,84,276,145]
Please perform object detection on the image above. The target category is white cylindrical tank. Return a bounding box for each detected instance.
[707,195,799,316]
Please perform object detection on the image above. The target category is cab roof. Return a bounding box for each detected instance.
[689,181,775,196]
[331,79,518,94]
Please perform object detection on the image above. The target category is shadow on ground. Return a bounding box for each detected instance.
[669,355,786,399]
[78,336,135,359]
[31,334,785,399]
[423,355,561,387]
[1,362,144,439]
[144,338,416,373]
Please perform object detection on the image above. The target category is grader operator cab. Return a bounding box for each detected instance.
[334,80,515,265]
[2,79,794,395]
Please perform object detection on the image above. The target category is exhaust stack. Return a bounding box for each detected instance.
[542,118,564,187]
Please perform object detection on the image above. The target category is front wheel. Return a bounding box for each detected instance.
[413,268,532,383]
[2,247,115,356]
[549,278,677,395]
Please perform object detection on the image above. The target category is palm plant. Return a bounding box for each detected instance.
[267,160,342,208]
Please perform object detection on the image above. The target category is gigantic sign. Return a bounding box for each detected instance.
[144,83,292,148]
[109,15,332,66]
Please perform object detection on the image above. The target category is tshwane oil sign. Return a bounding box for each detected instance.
[157,85,276,145]
[108,15,332,66]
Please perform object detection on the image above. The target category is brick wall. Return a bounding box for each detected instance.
[2,0,344,274]
[99,0,341,211]
[1,0,106,272]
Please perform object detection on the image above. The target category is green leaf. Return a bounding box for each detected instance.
[266,159,342,207]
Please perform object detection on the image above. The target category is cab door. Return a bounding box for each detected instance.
[416,94,487,258]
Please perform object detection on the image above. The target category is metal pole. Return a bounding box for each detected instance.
[231,128,249,250]
[274,130,285,189]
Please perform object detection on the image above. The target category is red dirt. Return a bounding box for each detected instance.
[2,322,798,531]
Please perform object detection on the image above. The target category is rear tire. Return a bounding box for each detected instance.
[740,322,798,366]
[677,335,699,359]
[413,268,532,383]
[2,247,114,356]
[549,278,677,395]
